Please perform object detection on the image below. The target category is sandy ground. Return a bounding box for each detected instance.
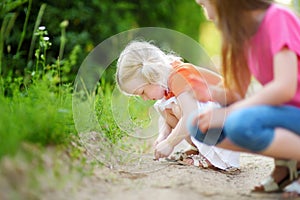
[67,138,294,200]
[1,137,299,200]
[59,73,286,200]
[72,153,286,200]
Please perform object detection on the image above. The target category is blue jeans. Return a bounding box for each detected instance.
[188,105,300,152]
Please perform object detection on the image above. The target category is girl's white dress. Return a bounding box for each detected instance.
[154,97,240,170]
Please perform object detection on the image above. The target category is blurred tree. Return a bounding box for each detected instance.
[1,0,205,82]
[293,0,300,12]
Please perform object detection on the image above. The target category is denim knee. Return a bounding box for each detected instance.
[224,107,275,152]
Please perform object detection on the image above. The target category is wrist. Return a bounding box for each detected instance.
[165,138,175,147]
[166,132,188,147]
[226,105,234,115]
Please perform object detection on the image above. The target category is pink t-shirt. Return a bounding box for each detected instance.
[248,4,300,107]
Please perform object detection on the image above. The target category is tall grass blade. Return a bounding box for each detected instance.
[0,13,17,76]
[0,0,27,16]
[17,0,32,53]
[28,3,47,61]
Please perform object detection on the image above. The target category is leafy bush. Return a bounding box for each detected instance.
[0,0,206,159]
[1,0,205,82]
[0,76,75,159]
[0,23,76,159]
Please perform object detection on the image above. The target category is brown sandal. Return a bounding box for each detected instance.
[177,154,241,175]
[177,154,216,169]
[168,146,199,161]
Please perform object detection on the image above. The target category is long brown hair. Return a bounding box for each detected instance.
[212,0,272,96]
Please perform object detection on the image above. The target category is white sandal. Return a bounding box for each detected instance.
[253,159,299,193]
[284,179,300,195]
[190,154,210,168]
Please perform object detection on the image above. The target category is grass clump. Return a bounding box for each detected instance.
[0,76,75,159]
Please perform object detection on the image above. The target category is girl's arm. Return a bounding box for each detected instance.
[166,91,197,146]
[154,91,198,159]
[229,48,298,111]
[197,48,298,133]
[154,115,172,147]
[209,83,243,106]
[193,66,244,105]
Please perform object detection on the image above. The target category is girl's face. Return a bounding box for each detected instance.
[134,84,166,101]
[195,0,217,21]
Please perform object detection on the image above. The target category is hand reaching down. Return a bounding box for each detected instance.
[154,140,174,160]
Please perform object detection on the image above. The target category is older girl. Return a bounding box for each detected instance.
[190,0,300,196]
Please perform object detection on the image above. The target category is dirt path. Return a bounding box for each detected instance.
[0,138,294,200]
[71,152,287,200]
[60,81,288,200]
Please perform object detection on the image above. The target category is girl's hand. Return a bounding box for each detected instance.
[154,140,174,160]
[195,107,228,133]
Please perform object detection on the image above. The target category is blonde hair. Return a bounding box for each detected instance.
[116,41,182,95]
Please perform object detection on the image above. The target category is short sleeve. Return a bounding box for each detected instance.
[266,6,300,56]
[168,68,191,97]
[168,64,205,97]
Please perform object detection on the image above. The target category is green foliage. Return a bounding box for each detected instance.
[0,77,75,159]
[0,0,205,82]
[128,97,155,128]
[0,0,206,160]
[0,0,28,16]
[94,78,155,145]
[95,80,124,144]
[293,0,300,12]
[0,25,76,159]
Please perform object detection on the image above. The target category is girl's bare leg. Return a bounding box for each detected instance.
[216,128,300,160]
[262,128,300,160]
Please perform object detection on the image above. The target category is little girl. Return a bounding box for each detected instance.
[116,40,240,171]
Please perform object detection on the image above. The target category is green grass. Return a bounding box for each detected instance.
[95,81,125,144]
[0,4,156,196]
[0,20,80,159]
[95,79,155,144]
[0,11,154,165]
[0,75,75,159]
